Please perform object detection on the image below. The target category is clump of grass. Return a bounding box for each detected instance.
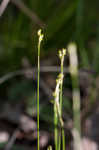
[37,29,44,150]
[53,73,64,150]
[58,49,66,150]
[36,30,81,150]
[53,49,66,150]
[68,43,82,150]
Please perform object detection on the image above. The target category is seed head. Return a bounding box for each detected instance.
[37,29,44,42]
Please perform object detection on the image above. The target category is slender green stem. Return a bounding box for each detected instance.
[37,29,43,150]
[62,129,65,150]
[59,49,66,150]
[58,134,61,150]
[60,71,66,150]
[37,41,40,150]
[60,72,65,150]
[60,62,63,115]
[58,64,63,150]
[54,102,58,150]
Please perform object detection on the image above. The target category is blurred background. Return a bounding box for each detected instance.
[0,0,99,149]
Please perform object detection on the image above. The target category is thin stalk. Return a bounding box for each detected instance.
[60,61,63,114]
[37,40,40,150]
[62,129,65,150]
[59,49,66,150]
[37,29,44,150]
[60,88,66,150]
[54,102,58,150]
[58,134,61,150]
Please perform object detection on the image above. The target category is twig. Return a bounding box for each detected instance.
[0,66,95,85]
[0,67,54,99]
[11,0,45,28]
[0,66,95,100]
[0,66,67,84]
[0,0,45,28]
[0,0,10,16]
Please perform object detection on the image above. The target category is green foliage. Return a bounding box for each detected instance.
[0,1,98,149]
[0,0,98,74]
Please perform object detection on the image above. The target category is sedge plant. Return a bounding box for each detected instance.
[53,49,66,150]
[37,29,44,150]
[68,43,82,150]
[53,74,64,150]
[58,49,66,150]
